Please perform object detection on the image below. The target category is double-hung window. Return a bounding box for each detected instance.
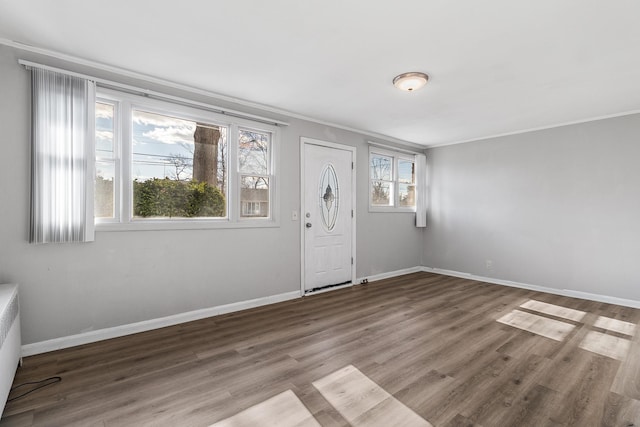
[369,147,416,212]
[94,89,278,229]
[95,101,119,219]
[238,129,272,219]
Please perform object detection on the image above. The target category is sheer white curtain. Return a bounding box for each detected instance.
[415,153,428,227]
[30,68,95,243]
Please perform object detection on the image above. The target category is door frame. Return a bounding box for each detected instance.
[300,137,357,295]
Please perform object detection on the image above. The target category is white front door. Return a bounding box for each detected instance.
[302,140,354,293]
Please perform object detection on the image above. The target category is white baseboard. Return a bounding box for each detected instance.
[422,267,640,309]
[21,290,301,357]
[357,266,423,284]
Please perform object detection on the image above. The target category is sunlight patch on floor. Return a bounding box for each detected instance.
[593,316,636,336]
[497,309,576,341]
[210,366,433,427]
[579,331,631,361]
[313,365,432,427]
[209,389,320,427]
[519,299,586,322]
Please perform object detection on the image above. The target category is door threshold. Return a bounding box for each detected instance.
[304,281,353,296]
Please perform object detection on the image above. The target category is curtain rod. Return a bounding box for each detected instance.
[18,59,289,127]
[368,141,426,156]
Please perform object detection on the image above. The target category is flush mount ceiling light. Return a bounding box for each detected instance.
[393,72,429,92]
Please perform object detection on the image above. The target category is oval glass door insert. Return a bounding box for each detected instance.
[319,164,339,231]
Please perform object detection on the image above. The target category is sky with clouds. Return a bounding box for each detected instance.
[95,103,269,183]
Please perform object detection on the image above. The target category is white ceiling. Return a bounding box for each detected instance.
[1,1,640,146]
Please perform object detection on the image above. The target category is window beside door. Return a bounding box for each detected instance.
[369,148,416,212]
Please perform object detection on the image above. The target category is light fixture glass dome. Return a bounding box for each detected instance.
[393,72,429,92]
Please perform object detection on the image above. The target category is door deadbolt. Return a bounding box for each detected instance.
[305,222,312,228]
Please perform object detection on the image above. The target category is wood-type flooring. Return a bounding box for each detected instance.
[1,272,639,426]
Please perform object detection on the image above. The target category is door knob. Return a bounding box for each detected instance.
[305,222,312,228]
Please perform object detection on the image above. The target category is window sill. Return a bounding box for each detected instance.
[368,206,416,213]
[95,218,280,232]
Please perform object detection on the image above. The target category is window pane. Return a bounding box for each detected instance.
[95,161,115,218]
[96,102,114,158]
[239,129,269,174]
[370,155,392,181]
[131,110,227,218]
[240,176,269,218]
[398,183,416,207]
[371,180,392,206]
[398,159,415,184]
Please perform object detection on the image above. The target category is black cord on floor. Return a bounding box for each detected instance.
[7,376,62,402]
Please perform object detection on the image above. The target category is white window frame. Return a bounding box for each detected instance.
[237,126,274,222]
[368,147,416,213]
[95,88,279,230]
[94,98,121,224]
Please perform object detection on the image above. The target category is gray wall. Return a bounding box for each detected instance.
[424,113,640,301]
[0,45,423,345]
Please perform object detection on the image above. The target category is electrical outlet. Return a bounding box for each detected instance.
[486,260,493,271]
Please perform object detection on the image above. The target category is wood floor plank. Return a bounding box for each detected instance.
[0,412,34,427]
[494,383,560,427]
[1,272,639,426]
[31,360,215,426]
[611,329,640,400]
[460,353,553,426]
[442,413,483,427]
[546,353,620,426]
[602,392,640,427]
[384,368,457,413]
[419,352,516,425]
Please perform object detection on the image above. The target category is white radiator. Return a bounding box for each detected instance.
[0,284,20,416]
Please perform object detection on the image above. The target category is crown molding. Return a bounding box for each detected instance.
[0,38,422,150]
[425,109,640,148]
